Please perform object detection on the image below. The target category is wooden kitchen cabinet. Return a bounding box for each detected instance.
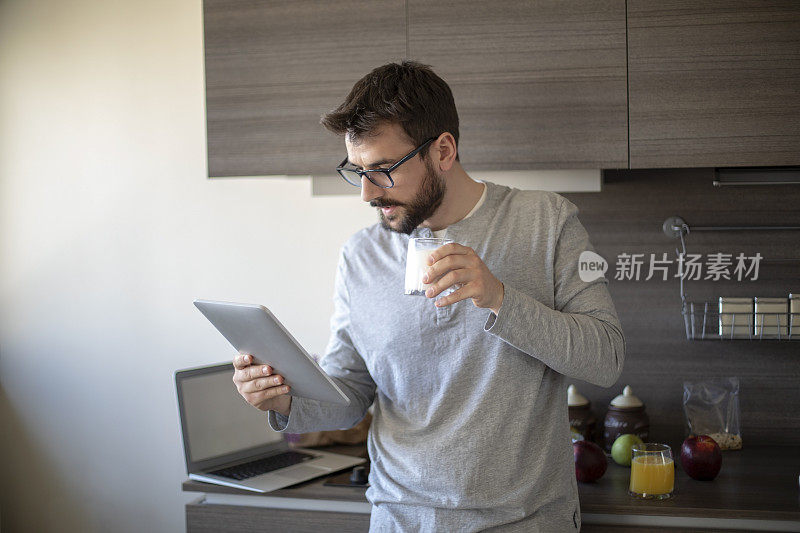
[186,501,371,532]
[407,0,629,170]
[627,0,800,168]
[203,0,405,177]
[204,1,798,177]
[203,0,628,178]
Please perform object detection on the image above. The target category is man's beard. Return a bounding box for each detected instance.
[371,158,446,235]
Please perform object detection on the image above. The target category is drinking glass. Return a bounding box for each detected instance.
[404,237,454,296]
[628,443,674,500]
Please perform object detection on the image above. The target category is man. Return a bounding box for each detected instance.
[233,61,625,532]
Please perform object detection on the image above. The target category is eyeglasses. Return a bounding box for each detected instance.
[336,137,437,188]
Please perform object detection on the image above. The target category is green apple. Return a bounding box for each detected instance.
[611,434,644,466]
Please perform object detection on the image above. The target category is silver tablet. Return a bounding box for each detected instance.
[194,299,350,406]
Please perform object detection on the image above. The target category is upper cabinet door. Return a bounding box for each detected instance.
[628,1,800,168]
[203,1,406,177]
[407,0,628,170]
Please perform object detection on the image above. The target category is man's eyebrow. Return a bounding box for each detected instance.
[346,157,397,169]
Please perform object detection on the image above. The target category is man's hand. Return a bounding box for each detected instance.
[232,354,292,417]
[422,243,505,314]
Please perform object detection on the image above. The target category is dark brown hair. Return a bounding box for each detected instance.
[320,60,460,161]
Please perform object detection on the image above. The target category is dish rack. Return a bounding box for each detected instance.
[683,300,798,340]
[663,216,800,341]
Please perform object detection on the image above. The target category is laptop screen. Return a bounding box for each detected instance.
[179,364,284,464]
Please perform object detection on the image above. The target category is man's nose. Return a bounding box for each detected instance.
[361,175,383,203]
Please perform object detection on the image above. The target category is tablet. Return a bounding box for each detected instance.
[193,299,350,406]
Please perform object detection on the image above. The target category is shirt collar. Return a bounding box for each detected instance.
[412,181,501,240]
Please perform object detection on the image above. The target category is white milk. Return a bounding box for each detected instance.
[404,238,453,296]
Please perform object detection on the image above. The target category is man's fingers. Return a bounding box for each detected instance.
[426,269,470,298]
[423,255,463,284]
[253,385,291,403]
[424,247,482,283]
[426,243,474,266]
[233,354,253,370]
[248,365,272,380]
[233,355,273,385]
[434,284,472,308]
[242,374,285,394]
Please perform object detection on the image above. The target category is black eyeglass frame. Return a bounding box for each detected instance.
[336,137,437,188]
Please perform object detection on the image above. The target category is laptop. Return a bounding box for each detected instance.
[175,362,366,493]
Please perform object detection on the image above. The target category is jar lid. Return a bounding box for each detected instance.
[567,385,589,407]
[610,385,643,408]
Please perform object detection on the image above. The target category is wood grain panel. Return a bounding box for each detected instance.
[203,0,406,177]
[628,0,800,168]
[408,0,628,170]
[187,504,370,532]
[562,168,800,446]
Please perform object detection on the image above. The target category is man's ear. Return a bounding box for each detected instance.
[433,132,457,172]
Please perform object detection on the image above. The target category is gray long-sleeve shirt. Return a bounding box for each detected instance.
[269,181,625,532]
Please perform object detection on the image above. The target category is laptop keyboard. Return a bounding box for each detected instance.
[210,451,317,481]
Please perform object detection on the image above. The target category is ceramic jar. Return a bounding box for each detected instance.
[602,385,649,452]
[567,385,597,442]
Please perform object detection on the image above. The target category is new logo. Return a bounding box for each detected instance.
[578,251,608,282]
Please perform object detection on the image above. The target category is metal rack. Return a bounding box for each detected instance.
[663,216,800,340]
[683,300,798,340]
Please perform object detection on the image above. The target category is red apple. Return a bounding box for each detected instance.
[574,440,607,483]
[680,435,722,481]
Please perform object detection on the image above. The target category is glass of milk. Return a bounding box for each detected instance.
[404,237,455,296]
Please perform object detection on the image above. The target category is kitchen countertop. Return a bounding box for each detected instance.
[580,444,800,522]
[183,444,800,523]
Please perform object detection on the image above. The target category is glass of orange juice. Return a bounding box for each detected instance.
[628,443,674,500]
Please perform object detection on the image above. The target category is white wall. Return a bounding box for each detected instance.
[0,1,375,531]
[0,1,597,531]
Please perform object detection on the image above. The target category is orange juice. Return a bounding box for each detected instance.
[629,455,674,496]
